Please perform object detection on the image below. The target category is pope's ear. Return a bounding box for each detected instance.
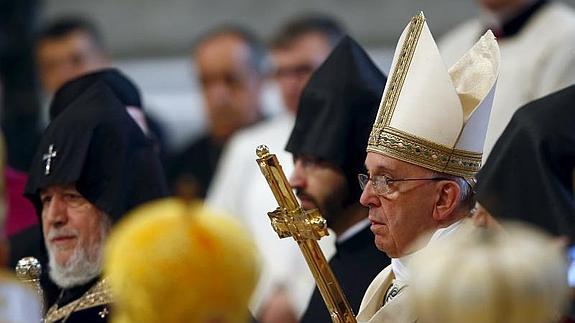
[432,180,461,223]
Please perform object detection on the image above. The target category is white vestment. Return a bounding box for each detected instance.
[356,265,416,323]
[206,112,336,317]
[0,274,43,323]
[439,2,575,157]
[357,220,467,322]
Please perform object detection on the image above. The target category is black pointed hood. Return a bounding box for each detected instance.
[476,84,575,243]
[25,79,167,222]
[285,35,386,203]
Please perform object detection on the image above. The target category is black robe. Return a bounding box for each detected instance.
[167,134,223,199]
[300,225,390,323]
[44,278,111,323]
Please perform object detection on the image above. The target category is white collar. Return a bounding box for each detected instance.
[336,218,370,243]
[391,219,465,283]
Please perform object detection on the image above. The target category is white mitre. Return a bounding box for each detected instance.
[367,12,500,179]
[408,223,570,323]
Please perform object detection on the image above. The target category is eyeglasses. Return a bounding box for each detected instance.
[358,173,451,196]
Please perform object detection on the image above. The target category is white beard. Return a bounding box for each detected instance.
[46,222,108,289]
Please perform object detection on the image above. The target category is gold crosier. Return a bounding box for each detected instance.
[256,145,356,323]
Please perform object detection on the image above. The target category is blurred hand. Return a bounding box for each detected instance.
[258,290,298,323]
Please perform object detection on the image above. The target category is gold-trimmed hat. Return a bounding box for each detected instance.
[367,12,500,178]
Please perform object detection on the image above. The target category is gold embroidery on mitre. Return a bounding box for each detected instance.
[367,127,482,179]
[45,278,112,323]
[376,12,425,129]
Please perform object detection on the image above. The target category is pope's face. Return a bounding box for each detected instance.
[359,153,439,258]
[41,184,107,266]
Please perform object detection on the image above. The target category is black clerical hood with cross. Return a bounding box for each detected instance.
[285,35,386,205]
[24,79,168,222]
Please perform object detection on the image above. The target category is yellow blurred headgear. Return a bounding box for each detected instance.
[105,198,260,323]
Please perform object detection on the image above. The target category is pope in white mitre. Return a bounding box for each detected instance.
[355,12,500,322]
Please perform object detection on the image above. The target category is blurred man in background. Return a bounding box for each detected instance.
[34,16,166,142]
[168,25,267,200]
[36,16,109,100]
[269,14,345,114]
[439,0,575,157]
[205,14,345,319]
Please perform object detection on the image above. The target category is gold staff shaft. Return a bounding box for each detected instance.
[256,145,356,323]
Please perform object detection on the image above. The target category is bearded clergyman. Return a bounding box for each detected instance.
[23,70,168,323]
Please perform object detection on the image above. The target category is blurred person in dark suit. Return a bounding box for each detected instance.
[168,25,267,200]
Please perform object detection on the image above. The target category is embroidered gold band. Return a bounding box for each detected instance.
[375,12,425,129]
[45,279,112,323]
[367,126,482,178]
